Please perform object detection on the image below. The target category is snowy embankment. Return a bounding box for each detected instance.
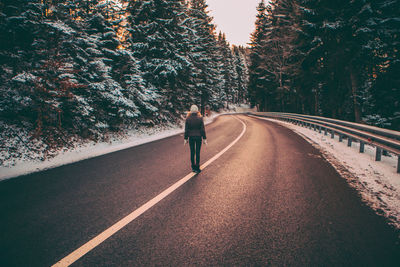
[0,112,224,182]
[253,116,400,230]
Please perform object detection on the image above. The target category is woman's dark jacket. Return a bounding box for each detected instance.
[184,112,206,139]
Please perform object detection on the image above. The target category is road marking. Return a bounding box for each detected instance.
[52,116,247,267]
[201,116,246,170]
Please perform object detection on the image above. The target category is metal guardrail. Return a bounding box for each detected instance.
[248,112,400,174]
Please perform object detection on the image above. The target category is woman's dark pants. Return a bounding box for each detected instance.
[189,136,202,170]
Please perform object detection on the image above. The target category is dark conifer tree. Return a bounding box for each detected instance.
[294,0,323,114]
[262,0,300,112]
[366,0,400,129]
[248,0,277,111]
[297,0,381,122]
[187,0,222,112]
[127,0,192,122]
[233,45,250,104]
[217,32,239,106]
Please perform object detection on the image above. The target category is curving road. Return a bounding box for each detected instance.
[0,115,399,266]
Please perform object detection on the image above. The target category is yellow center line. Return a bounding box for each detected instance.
[52,115,246,267]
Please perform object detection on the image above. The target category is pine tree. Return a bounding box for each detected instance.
[187,0,222,112]
[56,1,153,132]
[366,0,400,129]
[217,32,239,105]
[113,49,159,126]
[260,0,300,112]
[297,0,354,119]
[248,0,277,111]
[127,0,193,122]
[232,45,250,104]
[0,0,89,151]
[1,0,147,149]
[297,0,379,121]
[294,0,323,114]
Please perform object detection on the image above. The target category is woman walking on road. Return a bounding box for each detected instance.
[184,105,207,173]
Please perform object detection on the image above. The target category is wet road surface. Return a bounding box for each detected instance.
[1,115,399,266]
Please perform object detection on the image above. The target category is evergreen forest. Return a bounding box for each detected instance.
[249,0,399,130]
[0,0,249,163]
[1,0,399,165]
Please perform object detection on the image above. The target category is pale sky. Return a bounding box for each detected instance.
[206,0,265,47]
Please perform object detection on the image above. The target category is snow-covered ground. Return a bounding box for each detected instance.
[0,111,223,182]
[252,115,400,230]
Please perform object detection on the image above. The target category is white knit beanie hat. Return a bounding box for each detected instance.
[190,105,199,112]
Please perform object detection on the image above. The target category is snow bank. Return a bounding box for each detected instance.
[252,116,400,229]
[0,112,222,181]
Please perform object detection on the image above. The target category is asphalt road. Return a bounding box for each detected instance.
[1,115,399,266]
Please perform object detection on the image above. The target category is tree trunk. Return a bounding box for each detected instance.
[350,67,362,122]
[200,93,205,116]
[264,94,268,111]
[314,90,319,115]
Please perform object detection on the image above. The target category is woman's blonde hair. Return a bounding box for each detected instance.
[190,105,199,112]
[187,104,201,118]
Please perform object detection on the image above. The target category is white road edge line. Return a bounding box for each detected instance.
[52,115,247,267]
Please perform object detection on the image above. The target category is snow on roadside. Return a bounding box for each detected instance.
[253,116,400,230]
[0,112,222,182]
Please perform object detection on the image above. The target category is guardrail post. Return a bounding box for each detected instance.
[376,147,382,161]
[359,141,365,153]
[347,138,352,147]
[331,130,334,139]
[318,126,322,133]
[324,128,327,135]
[313,124,316,131]
[339,134,343,142]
